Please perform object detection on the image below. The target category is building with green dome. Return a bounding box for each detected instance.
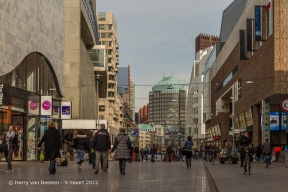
[149,76,186,148]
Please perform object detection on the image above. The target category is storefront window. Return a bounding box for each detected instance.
[27,115,39,161]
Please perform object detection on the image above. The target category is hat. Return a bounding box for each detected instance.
[77,130,85,135]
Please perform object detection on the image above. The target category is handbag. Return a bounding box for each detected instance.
[0,143,8,152]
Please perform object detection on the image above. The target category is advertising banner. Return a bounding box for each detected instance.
[40,96,52,116]
[131,130,138,137]
[28,101,39,115]
[61,102,72,119]
[255,6,262,41]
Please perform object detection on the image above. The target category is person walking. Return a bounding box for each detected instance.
[145,146,149,162]
[111,128,132,174]
[140,147,145,162]
[129,146,133,163]
[134,145,139,161]
[89,132,96,169]
[37,121,62,174]
[166,145,173,162]
[150,144,157,162]
[255,144,262,163]
[4,125,18,173]
[92,124,111,174]
[71,130,89,171]
[183,136,193,168]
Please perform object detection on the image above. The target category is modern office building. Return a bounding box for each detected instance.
[186,46,214,147]
[195,34,219,54]
[205,0,288,148]
[117,65,135,121]
[149,76,186,147]
[0,0,100,161]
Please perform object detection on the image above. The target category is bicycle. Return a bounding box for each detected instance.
[226,149,232,165]
[242,146,251,175]
[264,153,271,168]
[209,149,217,165]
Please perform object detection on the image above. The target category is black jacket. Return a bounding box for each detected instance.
[92,129,111,152]
[71,135,89,151]
[239,136,251,147]
[134,146,139,153]
[37,128,62,161]
[150,147,157,154]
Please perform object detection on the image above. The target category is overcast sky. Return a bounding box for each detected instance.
[97,0,233,111]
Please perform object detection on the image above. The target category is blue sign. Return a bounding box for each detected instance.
[260,112,287,131]
[131,130,138,137]
[62,106,71,115]
[255,6,261,41]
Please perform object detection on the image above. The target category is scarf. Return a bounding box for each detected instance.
[6,131,15,150]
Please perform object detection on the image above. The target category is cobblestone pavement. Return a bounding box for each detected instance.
[204,160,288,192]
[0,160,214,192]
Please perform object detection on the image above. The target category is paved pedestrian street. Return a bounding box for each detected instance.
[0,160,213,192]
[1,160,287,192]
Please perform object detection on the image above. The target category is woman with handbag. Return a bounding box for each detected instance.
[111,128,132,174]
[3,125,18,173]
[37,121,62,174]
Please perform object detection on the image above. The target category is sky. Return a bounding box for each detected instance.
[97,0,233,112]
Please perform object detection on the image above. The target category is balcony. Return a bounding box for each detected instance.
[107,87,116,93]
[116,43,119,49]
[115,52,119,57]
[108,95,115,101]
[113,112,119,120]
[107,79,116,84]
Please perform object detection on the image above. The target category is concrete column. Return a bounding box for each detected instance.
[253,104,261,146]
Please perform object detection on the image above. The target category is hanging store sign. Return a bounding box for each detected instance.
[0,82,8,106]
[40,96,52,115]
[255,6,262,41]
[213,136,221,140]
[61,102,72,119]
[131,130,138,137]
[28,101,39,115]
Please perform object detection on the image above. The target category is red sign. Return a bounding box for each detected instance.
[213,136,221,140]
[280,99,288,112]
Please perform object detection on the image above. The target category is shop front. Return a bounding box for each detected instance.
[0,52,63,161]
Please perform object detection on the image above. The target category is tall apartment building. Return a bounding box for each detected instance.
[195,34,219,54]
[186,46,214,147]
[149,76,186,147]
[117,66,135,121]
[97,12,123,137]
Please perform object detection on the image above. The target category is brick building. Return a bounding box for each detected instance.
[205,0,288,148]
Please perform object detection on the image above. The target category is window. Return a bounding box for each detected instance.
[108,41,112,47]
[98,12,106,21]
[108,58,112,63]
[108,24,112,30]
[99,24,105,30]
[108,50,112,55]
[108,33,112,38]
[193,97,198,104]
[101,33,105,38]
[195,63,199,77]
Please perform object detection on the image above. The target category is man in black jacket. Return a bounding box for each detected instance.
[92,124,111,174]
[238,131,252,167]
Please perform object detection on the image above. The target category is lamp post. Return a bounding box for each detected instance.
[126,124,130,135]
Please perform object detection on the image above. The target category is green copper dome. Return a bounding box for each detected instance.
[150,76,184,94]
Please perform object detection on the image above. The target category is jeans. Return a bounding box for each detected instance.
[96,151,108,171]
[119,159,126,172]
[75,150,85,165]
[49,159,56,172]
[145,154,148,161]
[5,149,14,169]
[151,153,155,162]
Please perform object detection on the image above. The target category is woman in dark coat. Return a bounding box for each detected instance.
[111,128,131,174]
[37,121,62,174]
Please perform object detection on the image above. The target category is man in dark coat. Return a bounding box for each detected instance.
[134,145,139,161]
[238,131,252,167]
[92,124,111,174]
[37,121,62,174]
[166,145,173,162]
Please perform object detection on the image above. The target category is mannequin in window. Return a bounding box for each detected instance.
[18,130,23,158]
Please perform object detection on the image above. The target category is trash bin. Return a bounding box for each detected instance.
[285,151,288,167]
